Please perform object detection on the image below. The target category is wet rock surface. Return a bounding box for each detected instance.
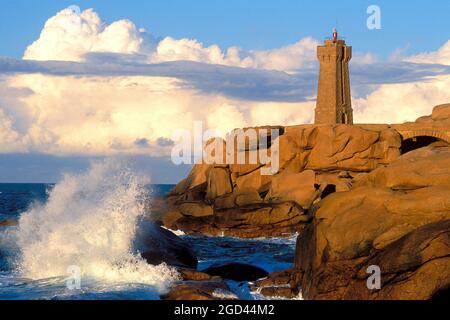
[134,222,198,269]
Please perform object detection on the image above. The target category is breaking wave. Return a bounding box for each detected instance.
[14,160,178,294]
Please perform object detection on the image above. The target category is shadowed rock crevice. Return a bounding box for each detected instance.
[320,184,336,199]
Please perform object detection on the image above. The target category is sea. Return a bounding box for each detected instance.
[0,161,297,300]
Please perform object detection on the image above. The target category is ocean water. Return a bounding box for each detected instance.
[0,161,296,300]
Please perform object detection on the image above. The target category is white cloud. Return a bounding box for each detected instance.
[23,6,318,72]
[150,36,319,71]
[0,108,23,152]
[206,104,248,136]
[250,101,314,126]
[405,40,450,66]
[352,41,450,124]
[150,37,244,66]
[249,37,319,71]
[1,73,313,155]
[354,74,450,124]
[24,8,146,61]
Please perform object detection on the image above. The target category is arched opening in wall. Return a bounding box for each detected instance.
[341,113,346,124]
[400,136,449,155]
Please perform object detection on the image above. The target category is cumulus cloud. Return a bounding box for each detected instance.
[23,7,318,72]
[0,108,23,152]
[351,40,450,123]
[150,37,244,66]
[0,72,313,155]
[206,104,248,137]
[150,36,319,72]
[24,7,147,61]
[354,74,450,123]
[249,38,319,71]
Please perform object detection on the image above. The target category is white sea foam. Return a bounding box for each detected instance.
[161,226,186,236]
[212,288,239,300]
[15,160,179,294]
[250,286,304,300]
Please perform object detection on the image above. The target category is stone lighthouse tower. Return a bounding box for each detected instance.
[314,29,353,125]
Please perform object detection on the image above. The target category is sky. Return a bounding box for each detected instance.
[1,0,449,58]
[0,1,449,183]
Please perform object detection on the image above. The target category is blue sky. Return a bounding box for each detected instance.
[1,0,449,59]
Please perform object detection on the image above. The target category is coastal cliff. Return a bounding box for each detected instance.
[158,104,450,300]
[160,104,449,238]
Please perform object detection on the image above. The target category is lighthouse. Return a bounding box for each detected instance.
[314,29,353,125]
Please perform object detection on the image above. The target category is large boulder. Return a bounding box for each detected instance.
[133,221,198,269]
[170,163,210,196]
[266,170,318,209]
[206,167,233,201]
[345,220,450,300]
[294,145,450,300]
[306,126,401,172]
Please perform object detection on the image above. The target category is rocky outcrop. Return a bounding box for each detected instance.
[294,145,450,300]
[157,104,450,300]
[346,220,450,300]
[161,104,450,239]
[162,123,403,238]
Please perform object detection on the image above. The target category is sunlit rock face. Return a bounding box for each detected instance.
[160,105,449,239]
[295,144,450,300]
[158,105,450,300]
